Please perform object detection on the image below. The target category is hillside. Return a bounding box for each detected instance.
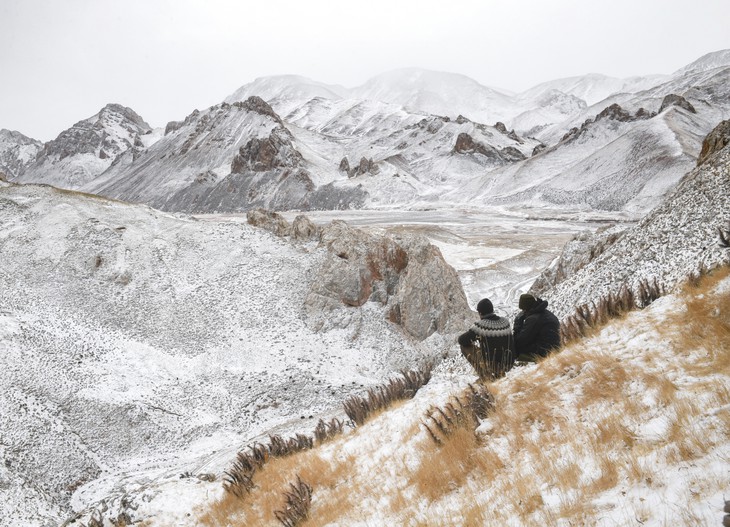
[539,129,730,319]
[66,265,730,526]
[0,181,467,525]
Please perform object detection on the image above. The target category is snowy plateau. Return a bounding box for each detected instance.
[0,50,729,526]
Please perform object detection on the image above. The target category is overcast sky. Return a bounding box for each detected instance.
[1,0,728,141]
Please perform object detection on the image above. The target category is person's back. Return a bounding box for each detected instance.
[458,298,515,379]
[513,294,561,360]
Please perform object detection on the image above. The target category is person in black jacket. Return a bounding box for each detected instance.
[513,294,561,361]
[458,298,515,379]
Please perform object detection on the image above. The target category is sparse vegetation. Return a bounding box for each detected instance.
[198,266,730,526]
[343,366,432,426]
[561,277,665,343]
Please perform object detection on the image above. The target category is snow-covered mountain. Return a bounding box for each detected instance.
[0,129,43,180]
[14,104,155,189]
[6,50,729,217]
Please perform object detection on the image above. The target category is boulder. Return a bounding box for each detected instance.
[697,119,730,166]
[304,220,471,340]
[291,214,320,241]
[246,208,290,236]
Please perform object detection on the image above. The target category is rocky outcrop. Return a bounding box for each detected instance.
[233,96,284,124]
[561,103,655,143]
[697,120,730,165]
[303,220,470,339]
[658,94,697,114]
[339,156,379,178]
[246,208,291,236]
[231,127,304,173]
[42,104,150,161]
[454,133,494,156]
[291,214,320,241]
[454,133,525,163]
[494,122,523,143]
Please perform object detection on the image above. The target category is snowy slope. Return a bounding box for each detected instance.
[66,269,730,526]
[543,141,730,319]
[0,182,455,525]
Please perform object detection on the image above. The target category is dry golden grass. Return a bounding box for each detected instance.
[667,266,730,375]
[194,267,730,526]
[412,426,478,501]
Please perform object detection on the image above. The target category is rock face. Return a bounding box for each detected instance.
[658,94,697,114]
[302,220,471,340]
[697,119,730,165]
[231,127,304,173]
[454,133,526,163]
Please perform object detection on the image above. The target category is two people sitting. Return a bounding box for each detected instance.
[458,293,561,380]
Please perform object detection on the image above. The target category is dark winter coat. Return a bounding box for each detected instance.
[513,299,561,359]
[458,314,515,379]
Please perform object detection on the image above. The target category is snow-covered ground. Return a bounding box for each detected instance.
[69,265,730,527]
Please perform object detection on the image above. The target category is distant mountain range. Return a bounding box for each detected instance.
[2,49,729,215]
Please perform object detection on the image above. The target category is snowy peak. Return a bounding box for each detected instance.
[518,72,668,107]
[351,68,514,123]
[674,48,730,76]
[14,103,153,189]
[0,129,43,179]
[224,75,348,118]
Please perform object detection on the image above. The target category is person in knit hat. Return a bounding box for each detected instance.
[513,293,561,360]
[458,298,515,379]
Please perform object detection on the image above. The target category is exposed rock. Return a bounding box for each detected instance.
[0,171,6,182]
[354,157,379,176]
[561,104,655,143]
[233,96,284,124]
[500,146,526,162]
[246,208,290,236]
[454,133,487,155]
[454,133,527,163]
[532,143,547,156]
[339,157,351,173]
[658,94,697,114]
[494,122,508,134]
[231,127,303,173]
[595,103,634,123]
[304,220,470,339]
[291,214,320,241]
[164,120,183,136]
[697,119,730,165]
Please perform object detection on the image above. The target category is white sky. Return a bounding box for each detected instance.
[1,0,728,141]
